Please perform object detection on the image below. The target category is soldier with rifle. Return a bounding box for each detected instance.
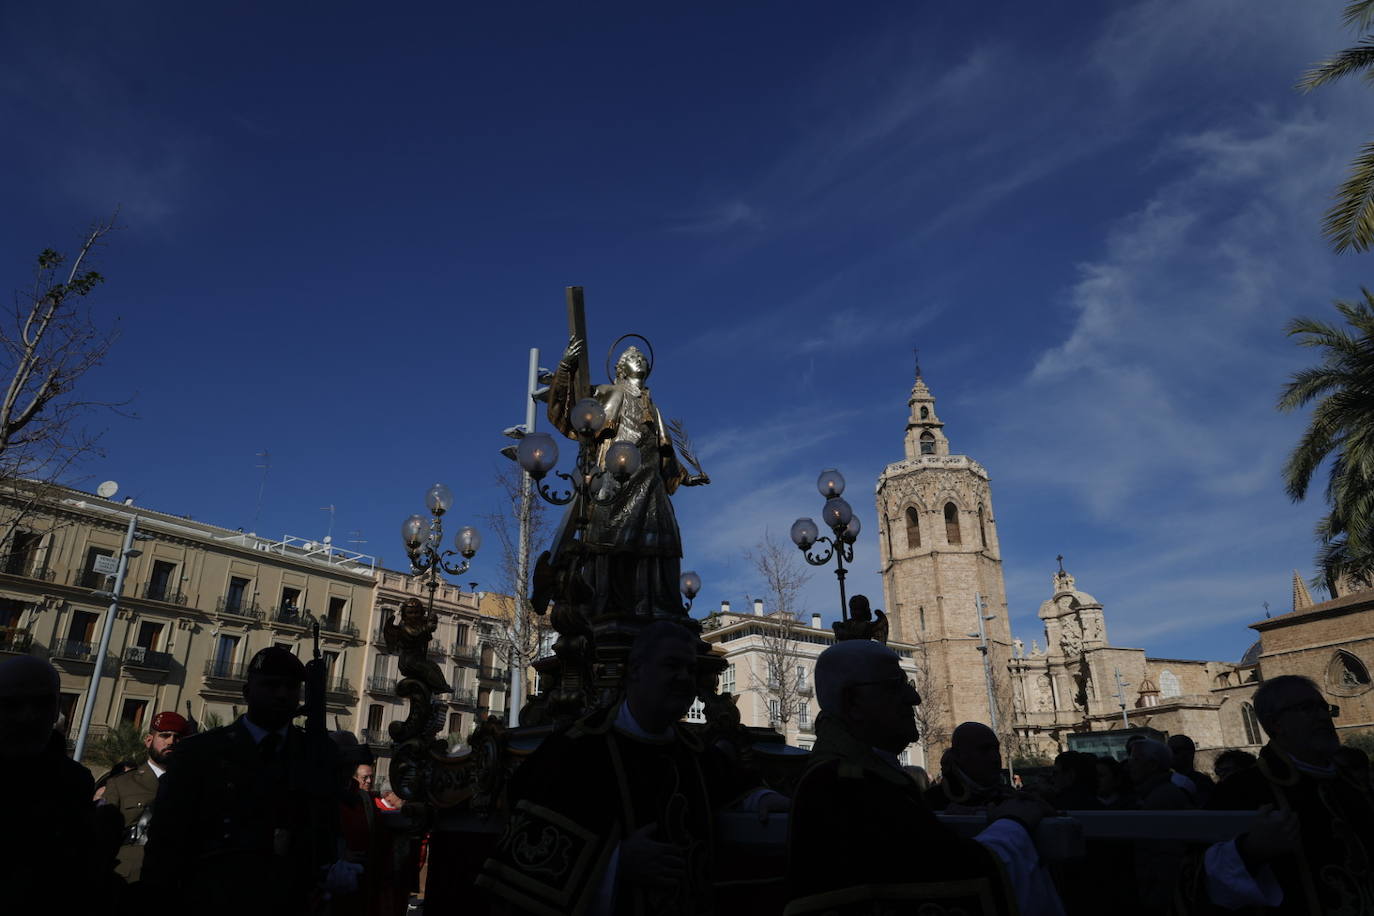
[143,638,356,915]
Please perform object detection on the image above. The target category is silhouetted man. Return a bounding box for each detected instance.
[926,721,1015,812]
[787,639,1063,916]
[143,647,344,916]
[0,656,100,904]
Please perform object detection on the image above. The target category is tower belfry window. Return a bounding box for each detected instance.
[920,406,929,419]
[978,505,988,548]
[920,431,935,455]
[905,507,920,549]
[944,503,961,545]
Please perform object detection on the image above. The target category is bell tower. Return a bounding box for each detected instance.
[876,366,1015,757]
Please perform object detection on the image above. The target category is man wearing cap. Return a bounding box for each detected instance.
[143,646,342,916]
[102,709,192,885]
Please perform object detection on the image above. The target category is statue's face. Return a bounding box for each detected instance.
[617,348,648,381]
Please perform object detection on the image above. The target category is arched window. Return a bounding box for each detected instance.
[905,507,921,549]
[977,505,988,548]
[920,431,935,455]
[944,503,961,545]
[1327,649,1372,695]
[920,406,930,419]
[1158,669,1181,698]
[919,606,926,631]
[1241,702,1262,745]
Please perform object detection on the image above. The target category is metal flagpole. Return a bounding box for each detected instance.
[1113,666,1132,728]
[971,593,1013,782]
[508,347,539,727]
[74,510,140,762]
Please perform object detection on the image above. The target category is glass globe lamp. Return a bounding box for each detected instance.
[516,432,559,479]
[605,441,641,482]
[822,497,853,531]
[455,526,481,559]
[680,570,702,600]
[571,398,608,438]
[790,517,819,551]
[425,483,454,516]
[817,468,846,499]
[401,514,427,551]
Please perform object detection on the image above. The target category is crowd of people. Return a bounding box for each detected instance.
[2,625,1372,915]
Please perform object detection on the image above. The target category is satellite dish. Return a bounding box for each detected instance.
[96,481,119,499]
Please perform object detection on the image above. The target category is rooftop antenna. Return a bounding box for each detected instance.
[319,505,336,543]
[252,450,271,531]
[347,528,367,548]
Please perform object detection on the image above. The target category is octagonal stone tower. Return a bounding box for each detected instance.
[875,367,1015,756]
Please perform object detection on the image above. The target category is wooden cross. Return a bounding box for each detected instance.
[565,286,590,400]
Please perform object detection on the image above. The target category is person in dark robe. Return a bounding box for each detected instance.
[478,620,783,915]
[1048,751,1102,811]
[0,656,104,909]
[1178,674,1371,913]
[786,639,1064,916]
[1212,749,1257,785]
[925,721,1016,812]
[1169,734,1216,807]
[143,647,350,916]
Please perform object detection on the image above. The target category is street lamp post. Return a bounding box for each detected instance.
[400,483,481,615]
[790,469,861,620]
[74,510,153,762]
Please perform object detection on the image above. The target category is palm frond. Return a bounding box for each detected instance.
[1299,41,1374,91]
[1323,139,1374,253]
[667,417,705,476]
[1343,0,1374,32]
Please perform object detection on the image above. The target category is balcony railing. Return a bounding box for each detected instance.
[361,728,390,747]
[480,666,508,682]
[123,646,174,671]
[204,660,251,682]
[271,605,310,627]
[798,720,815,733]
[797,681,813,696]
[216,596,263,621]
[320,618,359,638]
[0,558,54,581]
[324,676,356,699]
[450,690,477,707]
[427,645,447,661]
[51,638,96,662]
[0,627,33,653]
[368,676,397,695]
[143,581,186,605]
[452,644,478,661]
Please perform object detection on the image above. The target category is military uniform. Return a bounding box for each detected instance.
[103,761,160,882]
[143,716,340,916]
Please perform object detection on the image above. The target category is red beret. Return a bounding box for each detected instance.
[149,711,191,735]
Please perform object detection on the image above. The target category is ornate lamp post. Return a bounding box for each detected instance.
[679,570,702,612]
[400,482,481,610]
[791,468,861,620]
[514,398,639,514]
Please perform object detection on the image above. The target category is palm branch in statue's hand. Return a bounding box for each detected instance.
[668,418,710,485]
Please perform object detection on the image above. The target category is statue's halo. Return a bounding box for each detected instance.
[605,333,655,382]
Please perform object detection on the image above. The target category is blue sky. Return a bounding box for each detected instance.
[1,1,1368,663]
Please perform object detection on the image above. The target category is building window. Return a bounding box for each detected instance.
[797,701,810,727]
[121,698,148,730]
[797,664,807,691]
[905,507,921,549]
[1241,702,1262,745]
[920,406,929,420]
[686,698,706,723]
[212,634,239,676]
[448,713,463,736]
[65,610,98,648]
[768,697,781,725]
[280,587,301,612]
[135,621,163,650]
[944,503,962,545]
[721,664,735,695]
[226,577,251,613]
[920,431,936,455]
[146,560,176,601]
[978,505,988,548]
[327,596,347,629]
[81,546,115,589]
[58,693,79,736]
[919,606,926,631]
[456,623,470,646]
[367,704,384,732]
[1158,669,1181,698]
[4,530,42,576]
[1333,650,1371,688]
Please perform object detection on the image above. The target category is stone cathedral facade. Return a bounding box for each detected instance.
[875,370,1016,760]
[873,370,1282,766]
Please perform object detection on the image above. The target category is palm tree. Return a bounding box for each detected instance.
[1299,0,1374,252]
[1278,290,1374,590]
